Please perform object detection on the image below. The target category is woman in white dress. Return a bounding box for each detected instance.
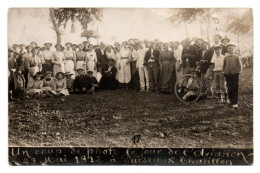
[118,41,131,89]
[106,45,117,61]
[86,44,98,77]
[27,48,42,83]
[75,44,87,74]
[113,42,121,81]
[52,44,65,77]
[64,42,76,79]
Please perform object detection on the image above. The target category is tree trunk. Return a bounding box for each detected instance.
[184,22,189,38]
[206,15,210,45]
[237,34,240,49]
[49,8,62,44]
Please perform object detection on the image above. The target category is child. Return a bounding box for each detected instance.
[42,71,55,96]
[26,72,45,99]
[222,43,242,108]
[73,68,87,93]
[211,45,227,103]
[65,72,74,93]
[53,72,70,96]
[85,71,99,95]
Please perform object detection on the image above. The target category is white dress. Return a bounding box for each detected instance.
[28,55,42,83]
[86,50,97,77]
[64,50,76,79]
[53,51,65,76]
[118,47,131,83]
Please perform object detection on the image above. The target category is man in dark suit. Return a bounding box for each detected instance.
[73,69,87,94]
[144,41,160,92]
[181,38,199,74]
[95,42,107,73]
[99,59,118,90]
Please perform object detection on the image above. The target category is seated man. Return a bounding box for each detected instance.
[99,59,118,90]
[85,71,99,95]
[73,68,87,94]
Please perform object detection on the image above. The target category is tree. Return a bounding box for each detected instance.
[49,8,103,44]
[167,8,221,42]
[225,9,253,48]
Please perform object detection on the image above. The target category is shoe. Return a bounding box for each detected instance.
[232,104,238,108]
[140,88,145,92]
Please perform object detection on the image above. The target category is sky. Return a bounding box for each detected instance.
[8,8,253,51]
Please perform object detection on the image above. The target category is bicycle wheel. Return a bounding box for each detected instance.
[174,74,202,104]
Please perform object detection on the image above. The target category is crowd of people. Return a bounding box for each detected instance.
[8,34,243,108]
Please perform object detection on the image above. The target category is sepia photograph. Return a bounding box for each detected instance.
[7,7,253,165]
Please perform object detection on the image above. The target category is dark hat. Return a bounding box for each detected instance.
[65,72,74,76]
[55,72,65,79]
[25,45,33,49]
[213,34,222,40]
[72,44,78,47]
[12,44,19,48]
[122,41,129,45]
[83,41,89,44]
[44,43,52,47]
[77,68,84,72]
[33,72,43,79]
[8,47,14,52]
[114,42,120,46]
[221,37,230,43]
[107,58,115,63]
[65,42,72,46]
[19,44,25,47]
[55,44,62,48]
[202,41,210,46]
[87,70,93,74]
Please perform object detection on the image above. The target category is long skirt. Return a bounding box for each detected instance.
[87,60,97,77]
[118,59,131,84]
[26,89,43,96]
[159,62,175,92]
[53,63,65,77]
[54,89,70,96]
[76,61,86,72]
[65,60,75,79]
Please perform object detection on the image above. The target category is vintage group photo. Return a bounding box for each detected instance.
[8,8,253,165]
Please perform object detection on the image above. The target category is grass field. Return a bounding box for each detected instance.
[8,69,253,148]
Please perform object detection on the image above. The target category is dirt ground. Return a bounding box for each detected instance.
[8,69,253,148]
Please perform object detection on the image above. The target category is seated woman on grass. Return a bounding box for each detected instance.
[42,71,55,97]
[53,72,70,96]
[25,72,45,99]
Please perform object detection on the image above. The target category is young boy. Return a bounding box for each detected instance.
[85,71,99,95]
[65,72,74,93]
[73,68,87,93]
[222,43,242,108]
[211,45,226,103]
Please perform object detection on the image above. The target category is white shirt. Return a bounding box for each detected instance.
[211,54,225,71]
[136,48,147,68]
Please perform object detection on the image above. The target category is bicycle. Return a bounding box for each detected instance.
[174,60,217,105]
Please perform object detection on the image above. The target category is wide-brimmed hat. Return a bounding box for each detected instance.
[19,44,25,47]
[114,42,120,46]
[33,72,43,79]
[221,37,230,43]
[44,43,52,47]
[107,58,115,63]
[12,44,19,48]
[87,70,93,74]
[226,42,237,48]
[196,38,204,43]
[65,72,74,76]
[65,42,72,46]
[83,41,89,44]
[77,68,84,72]
[149,41,155,44]
[213,34,222,40]
[72,44,78,47]
[214,44,222,49]
[25,45,33,50]
[8,47,14,52]
[55,72,65,79]
[173,41,180,45]
[30,42,37,46]
[55,44,62,48]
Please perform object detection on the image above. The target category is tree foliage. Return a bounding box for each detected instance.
[225,9,253,36]
[49,8,103,44]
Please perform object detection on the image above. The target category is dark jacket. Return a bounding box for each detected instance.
[144,49,160,66]
[102,65,117,78]
[181,45,199,67]
[95,48,107,68]
[73,74,87,91]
